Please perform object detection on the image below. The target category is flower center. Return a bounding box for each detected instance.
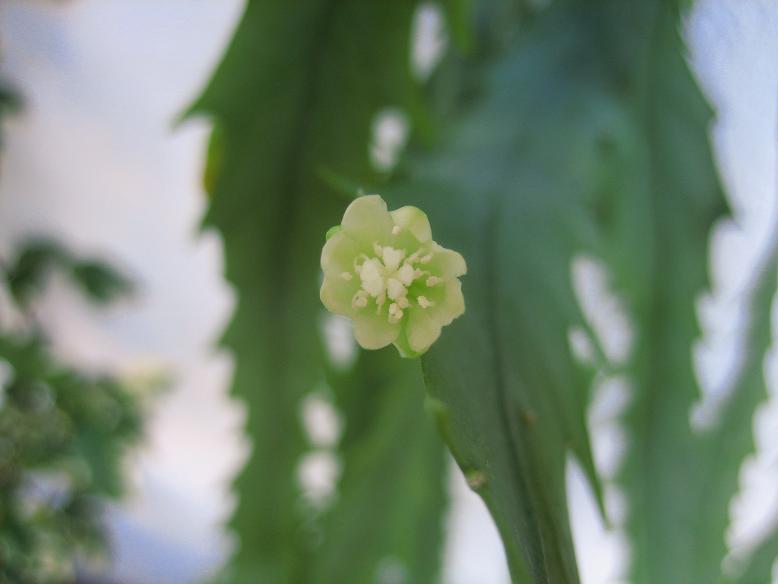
[346,243,439,323]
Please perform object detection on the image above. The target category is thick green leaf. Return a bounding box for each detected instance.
[695,247,778,581]
[594,2,757,583]
[190,2,437,581]
[441,0,474,51]
[590,1,778,582]
[730,519,778,584]
[717,247,778,584]
[386,9,624,582]
[316,349,446,584]
[388,1,743,581]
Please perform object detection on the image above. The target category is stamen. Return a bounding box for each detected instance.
[353,253,369,273]
[420,254,433,264]
[406,250,421,264]
[360,259,385,297]
[397,296,410,309]
[417,295,434,308]
[352,290,368,308]
[387,278,406,300]
[340,272,352,281]
[392,225,401,235]
[388,302,404,323]
[375,292,386,315]
[426,276,442,287]
[382,247,405,272]
[397,263,415,286]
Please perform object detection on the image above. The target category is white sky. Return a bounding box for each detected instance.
[0,1,775,583]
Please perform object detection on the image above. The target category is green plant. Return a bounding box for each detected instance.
[194,1,777,582]
[0,240,142,584]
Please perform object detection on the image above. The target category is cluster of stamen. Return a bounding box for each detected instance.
[341,241,440,324]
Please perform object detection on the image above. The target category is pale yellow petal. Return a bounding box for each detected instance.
[392,327,418,358]
[320,277,358,316]
[406,308,443,354]
[341,195,394,243]
[429,244,467,278]
[426,280,465,326]
[391,206,432,243]
[321,230,362,277]
[351,313,400,350]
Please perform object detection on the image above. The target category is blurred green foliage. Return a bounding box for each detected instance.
[194,0,776,583]
[0,240,141,584]
[191,2,448,582]
[6,239,132,308]
[0,82,19,150]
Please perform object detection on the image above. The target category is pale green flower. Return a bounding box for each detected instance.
[320,195,466,358]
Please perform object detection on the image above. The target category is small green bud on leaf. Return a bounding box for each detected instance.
[320,195,466,358]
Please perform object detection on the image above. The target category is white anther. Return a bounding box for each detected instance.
[360,259,385,297]
[392,225,401,235]
[382,246,405,272]
[352,290,368,308]
[375,292,386,315]
[340,272,352,281]
[417,295,434,308]
[426,276,442,287]
[388,303,404,323]
[420,254,433,264]
[387,278,406,300]
[397,296,410,309]
[353,253,369,273]
[397,263,415,286]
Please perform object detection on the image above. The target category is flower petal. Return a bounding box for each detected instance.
[321,230,362,276]
[426,279,465,326]
[406,307,443,354]
[341,195,394,244]
[429,244,467,278]
[320,276,358,316]
[351,313,400,350]
[392,327,420,358]
[391,206,432,243]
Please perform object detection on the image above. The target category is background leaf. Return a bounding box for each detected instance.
[0,287,141,583]
[0,80,20,150]
[386,7,627,582]
[719,245,778,584]
[190,2,450,581]
[693,246,778,582]
[385,0,756,581]
[315,349,446,584]
[4,239,131,308]
[594,2,772,583]
[730,517,778,584]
